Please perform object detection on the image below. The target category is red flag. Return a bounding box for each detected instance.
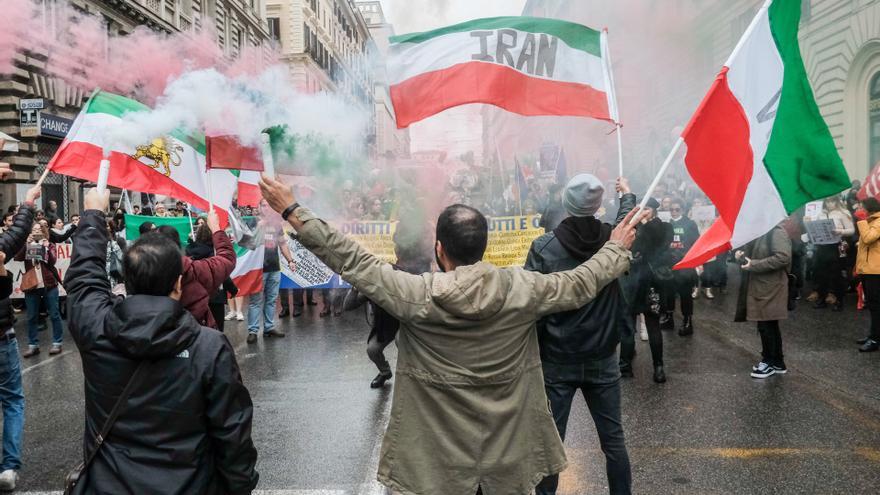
[857,161,880,201]
[205,135,264,171]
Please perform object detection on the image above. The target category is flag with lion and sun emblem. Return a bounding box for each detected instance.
[47,90,238,217]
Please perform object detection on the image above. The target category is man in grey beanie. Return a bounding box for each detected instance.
[526,174,636,495]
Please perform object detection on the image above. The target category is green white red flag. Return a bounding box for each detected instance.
[675,0,850,269]
[47,90,238,218]
[387,16,619,128]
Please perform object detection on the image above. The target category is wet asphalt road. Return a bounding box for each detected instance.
[8,270,880,494]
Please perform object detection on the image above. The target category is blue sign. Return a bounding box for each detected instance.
[39,113,72,139]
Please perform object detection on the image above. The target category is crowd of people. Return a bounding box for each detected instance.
[0,156,876,494]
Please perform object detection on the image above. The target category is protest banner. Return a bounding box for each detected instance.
[805,219,841,245]
[690,205,717,234]
[6,242,72,299]
[484,215,545,268]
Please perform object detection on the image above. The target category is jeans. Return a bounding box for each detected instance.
[757,320,785,368]
[247,271,281,334]
[536,355,632,495]
[25,287,64,347]
[0,339,23,471]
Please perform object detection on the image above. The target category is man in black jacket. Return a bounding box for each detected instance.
[64,188,258,494]
[0,180,40,491]
[526,174,634,495]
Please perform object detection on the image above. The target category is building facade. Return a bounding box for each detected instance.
[0,0,271,217]
[356,0,410,160]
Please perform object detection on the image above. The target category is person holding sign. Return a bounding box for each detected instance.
[806,196,854,312]
[17,221,64,358]
[258,174,646,495]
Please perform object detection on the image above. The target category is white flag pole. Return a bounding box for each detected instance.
[633,0,771,224]
[601,29,624,198]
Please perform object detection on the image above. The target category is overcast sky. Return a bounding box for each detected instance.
[376,0,528,156]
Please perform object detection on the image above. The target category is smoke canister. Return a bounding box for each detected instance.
[97,158,111,194]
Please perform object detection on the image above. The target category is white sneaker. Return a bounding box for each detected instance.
[0,469,18,490]
[224,311,236,321]
[704,288,715,300]
[638,314,648,341]
[235,312,245,321]
[692,287,700,299]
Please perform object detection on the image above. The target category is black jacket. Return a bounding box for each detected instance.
[0,204,35,332]
[619,218,674,315]
[64,211,258,495]
[524,193,635,363]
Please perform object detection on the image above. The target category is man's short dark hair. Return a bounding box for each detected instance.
[156,225,181,248]
[435,204,488,266]
[2,213,12,223]
[138,221,156,235]
[124,232,183,296]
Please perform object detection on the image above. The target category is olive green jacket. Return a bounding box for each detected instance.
[294,207,632,495]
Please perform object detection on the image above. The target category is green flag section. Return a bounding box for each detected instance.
[125,215,194,247]
[387,16,618,128]
[675,0,849,269]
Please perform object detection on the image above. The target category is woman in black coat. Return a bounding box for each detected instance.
[619,198,674,383]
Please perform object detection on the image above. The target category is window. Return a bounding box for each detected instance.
[869,72,880,172]
[730,8,756,47]
[801,0,811,23]
[268,17,280,41]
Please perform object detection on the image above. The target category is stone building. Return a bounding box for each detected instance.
[0,0,271,216]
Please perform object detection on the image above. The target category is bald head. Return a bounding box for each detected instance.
[435,204,488,267]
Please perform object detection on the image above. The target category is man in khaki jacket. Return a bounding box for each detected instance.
[260,176,644,495]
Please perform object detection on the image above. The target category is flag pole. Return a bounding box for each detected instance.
[601,29,624,198]
[725,0,773,68]
[633,136,684,223]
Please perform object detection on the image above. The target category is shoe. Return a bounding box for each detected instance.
[639,327,649,342]
[307,300,318,306]
[678,316,694,336]
[825,293,838,305]
[235,312,245,321]
[0,469,18,490]
[620,365,634,378]
[772,363,788,374]
[832,301,844,312]
[370,371,393,388]
[278,309,290,318]
[224,311,236,321]
[49,343,62,355]
[246,333,257,344]
[653,365,666,383]
[751,362,776,379]
[659,313,674,331]
[857,337,869,345]
[752,361,770,372]
[292,309,303,317]
[22,346,39,358]
[334,311,342,317]
[704,288,715,300]
[264,329,286,338]
[813,300,827,309]
[692,287,700,299]
[320,308,330,317]
[859,339,879,352]
[806,291,819,303]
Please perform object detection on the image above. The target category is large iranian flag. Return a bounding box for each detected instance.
[387,16,618,128]
[675,0,850,269]
[48,91,238,217]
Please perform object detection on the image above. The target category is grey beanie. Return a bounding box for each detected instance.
[563,174,605,217]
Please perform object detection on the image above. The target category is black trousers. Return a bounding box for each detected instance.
[279,289,316,312]
[536,356,632,495]
[757,320,784,367]
[862,274,880,340]
[619,312,663,367]
[209,302,225,333]
[700,256,726,288]
[813,245,846,301]
[367,333,392,375]
[662,269,695,317]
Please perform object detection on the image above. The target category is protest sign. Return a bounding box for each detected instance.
[6,242,72,299]
[690,205,717,234]
[805,219,841,245]
[484,215,545,268]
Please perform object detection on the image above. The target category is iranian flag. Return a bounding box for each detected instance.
[675,0,850,269]
[230,244,264,297]
[48,91,238,218]
[387,16,619,128]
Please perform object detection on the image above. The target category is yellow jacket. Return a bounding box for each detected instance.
[856,213,880,274]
